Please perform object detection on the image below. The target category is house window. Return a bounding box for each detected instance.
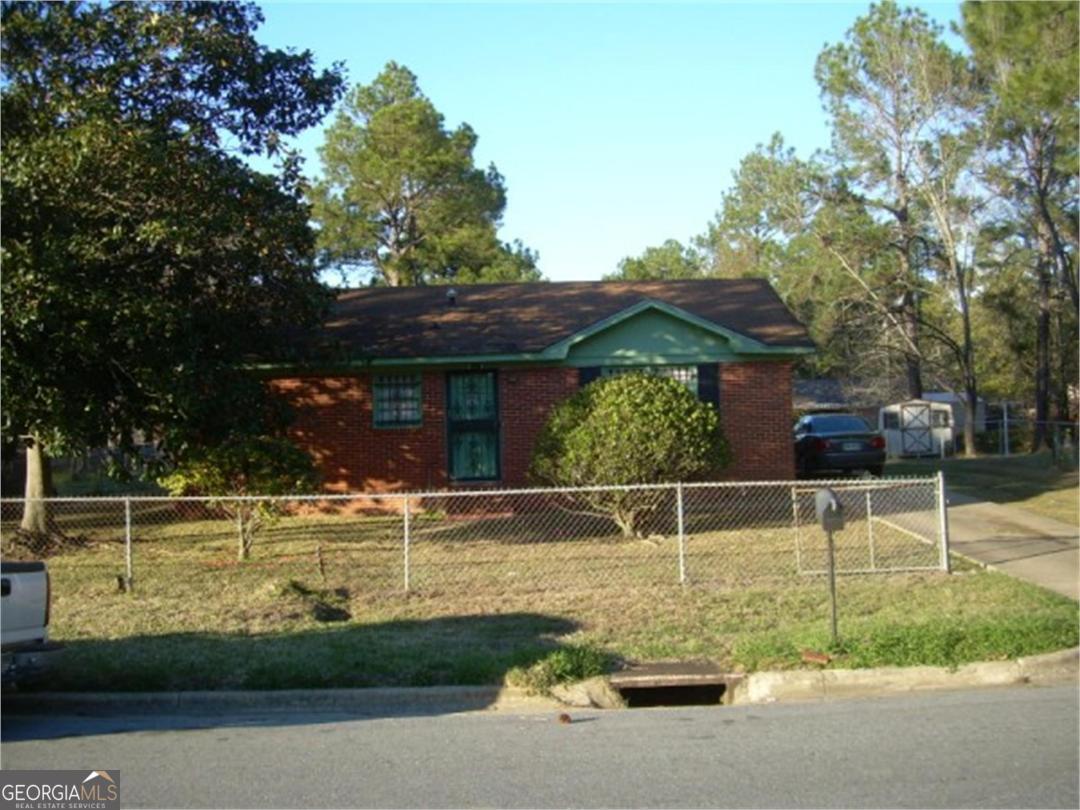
[373,375,422,427]
[447,371,499,481]
[600,365,699,396]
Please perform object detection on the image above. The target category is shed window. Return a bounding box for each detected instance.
[883,411,899,430]
[373,375,422,427]
[600,365,699,396]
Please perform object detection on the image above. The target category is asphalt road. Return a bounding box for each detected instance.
[2,685,1077,808]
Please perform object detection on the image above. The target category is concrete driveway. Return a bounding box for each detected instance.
[946,492,1079,600]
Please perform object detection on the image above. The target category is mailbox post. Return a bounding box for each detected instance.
[814,488,845,645]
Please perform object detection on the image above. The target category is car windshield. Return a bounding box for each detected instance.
[810,415,871,433]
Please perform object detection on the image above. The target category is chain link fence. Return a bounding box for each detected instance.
[1,477,948,601]
[977,418,1079,462]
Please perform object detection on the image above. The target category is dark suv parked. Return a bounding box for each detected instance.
[794,413,886,477]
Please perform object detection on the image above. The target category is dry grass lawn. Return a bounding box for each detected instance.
[3,499,1074,691]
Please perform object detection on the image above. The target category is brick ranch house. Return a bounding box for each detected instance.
[262,279,815,492]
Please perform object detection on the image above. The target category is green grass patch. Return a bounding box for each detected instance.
[507,644,616,694]
[886,452,1078,527]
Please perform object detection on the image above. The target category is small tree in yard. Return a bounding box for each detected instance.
[159,437,319,561]
[529,374,731,538]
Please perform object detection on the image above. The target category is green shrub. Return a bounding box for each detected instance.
[507,644,614,694]
[529,373,730,536]
[159,435,319,560]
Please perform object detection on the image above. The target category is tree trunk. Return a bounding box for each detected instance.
[236,507,261,560]
[895,181,923,401]
[1055,309,1076,423]
[612,506,639,539]
[957,261,978,459]
[236,509,249,561]
[1032,243,1054,453]
[962,387,978,459]
[20,437,52,534]
[903,296,923,400]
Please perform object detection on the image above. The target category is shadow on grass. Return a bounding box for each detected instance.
[2,612,584,739]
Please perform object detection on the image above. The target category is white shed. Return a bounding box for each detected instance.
[878,399,955,457]
[922,391,987,434]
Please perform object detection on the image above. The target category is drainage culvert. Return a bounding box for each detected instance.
[608,662,743,708]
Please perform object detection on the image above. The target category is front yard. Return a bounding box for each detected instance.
[12,507,1075,692]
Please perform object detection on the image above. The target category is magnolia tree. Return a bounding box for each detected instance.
[529,374,730,538]
[159,437,319,561]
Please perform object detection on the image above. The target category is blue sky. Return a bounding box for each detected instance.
[256,1,962,282]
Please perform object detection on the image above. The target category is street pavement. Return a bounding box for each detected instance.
[2,684,1077,808]
[946,492,1079,600]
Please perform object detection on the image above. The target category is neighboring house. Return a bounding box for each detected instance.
[793,378,881,425]
[262,280,815,492]
[793,378,850,413]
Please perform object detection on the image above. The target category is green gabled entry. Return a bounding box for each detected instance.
[564,305,741,367]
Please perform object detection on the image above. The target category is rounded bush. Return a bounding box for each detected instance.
[529,373,731,536]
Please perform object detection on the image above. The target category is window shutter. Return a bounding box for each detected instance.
[578,367,601,387]
[697,363,719,408]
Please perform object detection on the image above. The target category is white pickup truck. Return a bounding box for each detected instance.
[1,561,61,683]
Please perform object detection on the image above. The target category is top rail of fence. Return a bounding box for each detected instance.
[0,475,941,504]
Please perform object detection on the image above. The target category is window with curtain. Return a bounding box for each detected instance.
[373,375,422,427]
[447,371,499,480]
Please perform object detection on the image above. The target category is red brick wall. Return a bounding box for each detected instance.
[498,367,580,485]
[718,361,795,480]
[269,361,795,492]
[269,367,578,492]
[268,373,448,493]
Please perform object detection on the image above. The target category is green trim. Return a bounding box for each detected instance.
[251,348,813,376]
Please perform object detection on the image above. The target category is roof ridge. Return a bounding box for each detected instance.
[334,277,768,295]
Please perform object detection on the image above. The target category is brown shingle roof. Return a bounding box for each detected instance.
[321,279,814,358]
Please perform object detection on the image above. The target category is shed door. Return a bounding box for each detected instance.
[900,402,933,455]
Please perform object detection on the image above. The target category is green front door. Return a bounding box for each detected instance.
[447,371,499,481]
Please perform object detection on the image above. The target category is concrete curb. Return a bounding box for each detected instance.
[2,685,561,716]
[727,647,1079,705]
[5,649,1076,715]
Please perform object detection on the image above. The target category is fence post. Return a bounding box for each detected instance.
[791,486,802,574]
[865,489,876,571]
[936,471,951,573]
[676,483,686,585]
[1002,402,1010,457]
[403,495,411,592]
[123,497,133,592]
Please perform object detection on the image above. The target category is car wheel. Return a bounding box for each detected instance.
[868,465,884,477]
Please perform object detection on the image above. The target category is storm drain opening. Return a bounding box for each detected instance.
[618,683,727,708]
[609,662,741,708]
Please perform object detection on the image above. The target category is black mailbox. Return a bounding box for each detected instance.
[814,488,845,532]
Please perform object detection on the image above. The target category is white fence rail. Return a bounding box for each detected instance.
[0,477,948,596]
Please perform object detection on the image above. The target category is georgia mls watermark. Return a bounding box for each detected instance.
[1,771,119,810]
